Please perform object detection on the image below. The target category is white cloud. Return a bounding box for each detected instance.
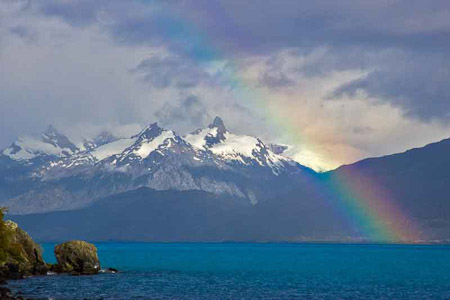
[2,1,450,172]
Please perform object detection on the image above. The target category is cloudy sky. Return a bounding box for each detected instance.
[1,0,450,170]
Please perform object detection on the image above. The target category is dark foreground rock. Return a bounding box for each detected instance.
[0,212,48,279]
[0,285,32,300]
[0,208,45,299]
[54,241,101,275]
[1,208,112,298]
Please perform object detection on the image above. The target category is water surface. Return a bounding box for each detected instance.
[9,243,450,299]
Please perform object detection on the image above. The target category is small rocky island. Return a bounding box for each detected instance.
[0,208,108,299]
[53,240,101,275]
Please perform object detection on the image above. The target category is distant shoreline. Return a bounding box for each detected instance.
[36,240,450,246]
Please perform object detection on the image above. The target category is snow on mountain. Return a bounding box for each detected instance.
[3,118,293,174]
[90,136,137,161]
[2,126,78,162]
[58,117,294,174]
[185,127,217,149]
[128,130,175,159]
[33,123,188,179]
[185,116,289,173]
[121,123,176,160]
[3,137,61,161]
[185,116,227,148]
[82,131,118,151]
[40,130,137,173]
[0,117,312,214]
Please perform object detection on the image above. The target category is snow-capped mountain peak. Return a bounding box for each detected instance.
[2,120,296,174]
[0,119,309,213]
[209,116,226,132]
[89,136,136,161]
[2,126,78,162]
[124,125,176,160]
[205,116,227,146]
[83,131,119,151]
[184,117,291,172]
[185,117,228,150]
[132,123,163,141]
[40,125,78,153]
[84,124,169,162]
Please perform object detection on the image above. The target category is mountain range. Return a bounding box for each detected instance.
[0,117,310,214]
[3,117,450,243]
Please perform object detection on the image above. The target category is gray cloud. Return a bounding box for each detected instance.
[258,55,295,89]
[32,0,450,120]
[8,25,35,40]
[352,126,374,135]
[38,0,113,26]
[155,93,212,132]
[330,52,450,119]
[132,55,210,89]
[2,0,450,169]
[37,0,450,53]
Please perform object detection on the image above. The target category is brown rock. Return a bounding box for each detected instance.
[54,241,101,275]
[0,213,47,279]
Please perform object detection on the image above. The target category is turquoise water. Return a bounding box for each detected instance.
[9,243,450,299]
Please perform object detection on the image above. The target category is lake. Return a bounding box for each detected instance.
[8,243,450,299]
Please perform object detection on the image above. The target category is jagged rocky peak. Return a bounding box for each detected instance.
[83,131,118,151]
[209,116,227,132]
[111,123,179,162]
[133,123,164,141]
[0,118,310,214]
[41,125,78,153]
[2,125,78,161]
[42,124,57,136]
[205,116,227,146]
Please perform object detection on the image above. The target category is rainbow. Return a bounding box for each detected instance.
[324,170,421,242]
[141,1,422,242]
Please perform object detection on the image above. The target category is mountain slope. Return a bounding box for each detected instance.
[8,136,450,242]
[8,188,245,242]
[8,187,351,242]
[0,117,312,214]
[255,136,450,242]
[2,126,78,164]
[326,137,450,239]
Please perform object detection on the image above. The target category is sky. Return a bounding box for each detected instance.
[1,0,450,171]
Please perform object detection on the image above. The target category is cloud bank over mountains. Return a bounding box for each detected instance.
[2,0,450,170]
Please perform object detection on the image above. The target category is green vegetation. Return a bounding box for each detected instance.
[0,207,12,264]
[0,207,47,278]
[0,207,23,265]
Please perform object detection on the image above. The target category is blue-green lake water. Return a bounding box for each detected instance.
[8,243,450,299]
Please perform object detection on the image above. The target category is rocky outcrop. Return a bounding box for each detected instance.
[53,241,101,275]
[0,208,48,299]
[2,208,104,279]
[0,286,27,300]
[1,208,110,299]
[0,209,48,280]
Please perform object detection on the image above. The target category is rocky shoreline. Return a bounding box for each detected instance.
[0,282,29,300]
[1,207,107,299]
